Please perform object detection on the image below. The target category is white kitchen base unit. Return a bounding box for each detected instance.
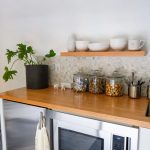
[49,110,139,150]
[139,127,150,150]
[0,99,7,150]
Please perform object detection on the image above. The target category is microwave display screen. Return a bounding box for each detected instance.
[59,128,104,150]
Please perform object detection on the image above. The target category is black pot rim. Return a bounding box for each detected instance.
[25,64,48,66]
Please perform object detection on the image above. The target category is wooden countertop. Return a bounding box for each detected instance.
[0,87,150,128]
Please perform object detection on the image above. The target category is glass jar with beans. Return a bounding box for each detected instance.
[106,71,124,97]
[89,70,105,94]
[73,73,88,92]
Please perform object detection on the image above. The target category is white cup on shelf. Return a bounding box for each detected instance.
[128,40,145,50]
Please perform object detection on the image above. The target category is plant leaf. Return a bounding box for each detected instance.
[3,67,17,82]
[17,43,27,59]
[27,46,34,54]
[45,49,56,58]
[17,44,35,63]
[6,49,18,63]
[17,43,26,51]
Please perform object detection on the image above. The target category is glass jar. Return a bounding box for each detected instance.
[106,72,124,97]
[147,80,150,100]
[89,70,105,94]
[73,73,88,92]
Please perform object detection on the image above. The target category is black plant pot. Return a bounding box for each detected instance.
[25,65,49,89]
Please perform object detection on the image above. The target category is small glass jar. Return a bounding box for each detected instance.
[73,73,88,92]
[147,80,150,100]
[106,71,124,97]
[89,70,105,94]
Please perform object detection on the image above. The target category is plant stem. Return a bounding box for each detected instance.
[10,59,19,70]
[29,54,37,65]
[29,53,33,64]
[32,55,38,64]
[23,57,30,65]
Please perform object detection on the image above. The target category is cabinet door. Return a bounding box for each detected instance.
[4,100,46,150]
[139,127,150,150]
[0,99,7,150]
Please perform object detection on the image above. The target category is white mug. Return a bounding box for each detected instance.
[128,40,145,50]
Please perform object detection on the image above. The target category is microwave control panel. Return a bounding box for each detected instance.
[112,135,125,150]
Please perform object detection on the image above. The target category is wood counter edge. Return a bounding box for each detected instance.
[1,94,150,129]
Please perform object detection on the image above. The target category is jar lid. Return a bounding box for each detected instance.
[73,72,88,78]
[106,71,124,79]
[90,69,104,77]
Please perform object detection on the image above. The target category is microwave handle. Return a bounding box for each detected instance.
[125,137,131,150]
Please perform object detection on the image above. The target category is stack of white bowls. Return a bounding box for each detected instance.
[110,38,127,51]
[75,41,89,51]
[75,41,110,51]
[88,42,109,51]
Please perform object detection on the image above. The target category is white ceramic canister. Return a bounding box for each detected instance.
[67,34,76,52]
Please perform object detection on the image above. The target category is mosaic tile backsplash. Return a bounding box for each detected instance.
[48,55,150,96]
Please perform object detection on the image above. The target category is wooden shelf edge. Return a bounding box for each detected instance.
[60,50,145,57]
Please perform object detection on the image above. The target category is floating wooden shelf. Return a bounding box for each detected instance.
[61,50,145,57]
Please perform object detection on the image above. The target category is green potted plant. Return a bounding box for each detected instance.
[3,43,56,89]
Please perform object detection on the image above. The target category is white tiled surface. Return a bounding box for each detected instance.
[48,55,150,96]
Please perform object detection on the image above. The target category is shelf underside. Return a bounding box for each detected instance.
[61,50,145,57]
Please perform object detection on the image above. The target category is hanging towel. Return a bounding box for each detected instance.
[41,126,50,150]
[35,121,50,150]
[35,123,43,150]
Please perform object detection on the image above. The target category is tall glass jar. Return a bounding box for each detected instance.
[89,70,105,94]
[106,72,124,97]
[73,73,88,92]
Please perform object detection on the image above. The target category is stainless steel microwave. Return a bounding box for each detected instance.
[49,110,139,150]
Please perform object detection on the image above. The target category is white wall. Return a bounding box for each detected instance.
[1,0,150,92]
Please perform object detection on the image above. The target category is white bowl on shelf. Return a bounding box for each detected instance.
[88,42,109,51]
[110,38,127,50]
[75,41,89,51]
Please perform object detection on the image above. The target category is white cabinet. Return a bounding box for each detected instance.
[0,99,7,150]
[139,127,150,150]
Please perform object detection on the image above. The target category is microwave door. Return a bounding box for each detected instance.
[58,128,105,150]
[53,120,111,150]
